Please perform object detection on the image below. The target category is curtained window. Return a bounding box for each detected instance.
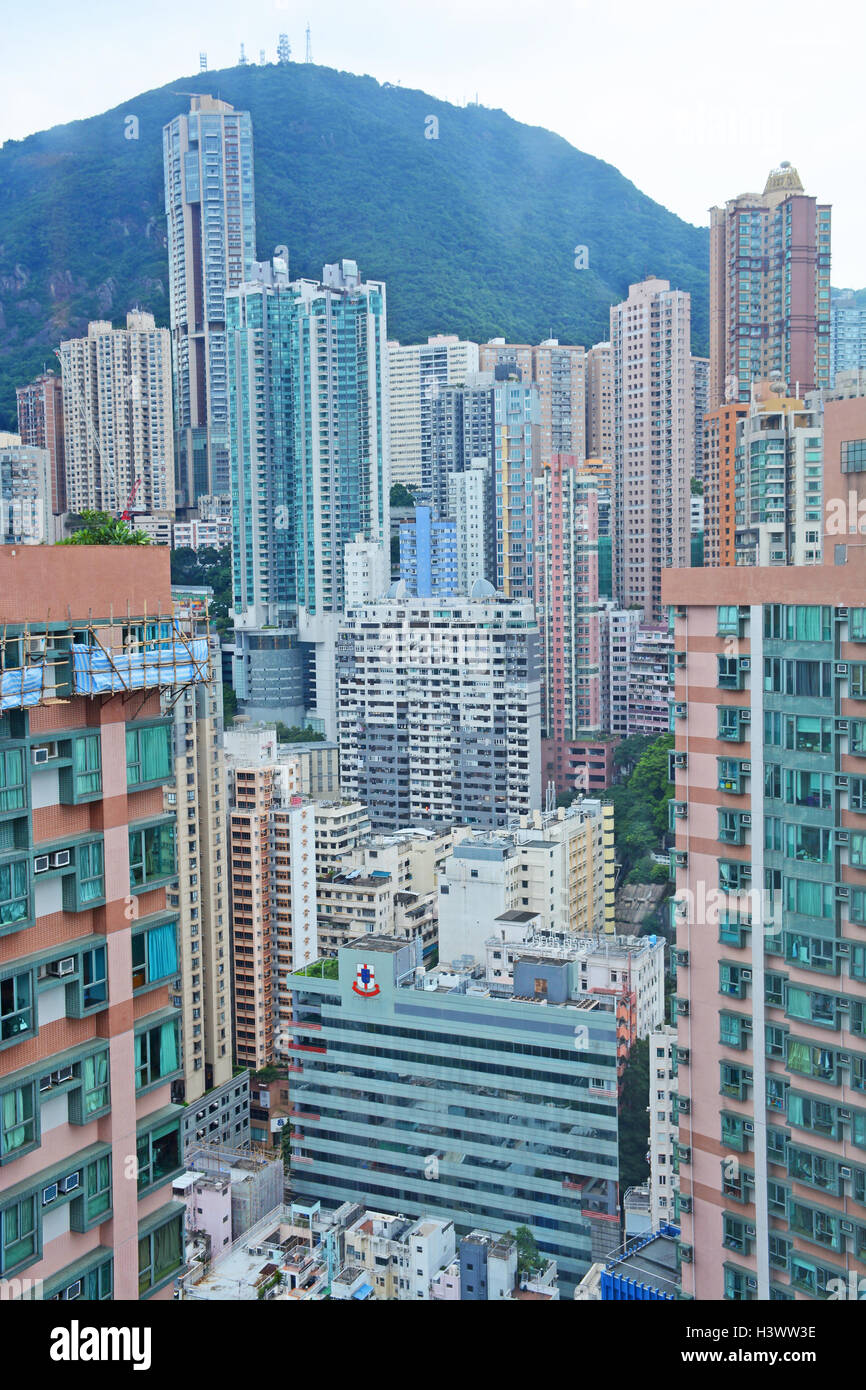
[83,1051,110,1115]
[0,1084,35,1155]
[126,725,172,787]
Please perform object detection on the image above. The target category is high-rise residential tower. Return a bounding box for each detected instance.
[611,278,693,623]
[585,342,615,470]
[387,335,479,498]
[337,586,541,829]
[534,455,602,796]
[15,370,66,517]
[164,587,231,1105]
[709,163,831,408]
[479,339,586,464]
[830,295,866,383]
[665,557,866,1302]
[734,386,823,568]
[0,546,204,1301]
[58,312,175,522]
[228,256,389,737]
[163,96,257,511]
[703,402,749,568]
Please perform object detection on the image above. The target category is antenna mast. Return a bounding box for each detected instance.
[277,34,291,63]
[305,23,312,62]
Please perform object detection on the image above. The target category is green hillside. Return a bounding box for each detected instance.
[0,60,713,428]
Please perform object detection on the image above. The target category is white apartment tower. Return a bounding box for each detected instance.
[59,311,175,521]
[388,335,480,497]
[336,584,541,830]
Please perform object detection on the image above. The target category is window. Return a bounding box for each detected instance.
[76,841,104,906]
[138,1210,183,1296]
[81,1153,112,1225]
[0,859,29,929]
[718,707,746,742]
[785,715,832,755]
[722,1017,750,1056]
[786,1039,837,1082]
[785,824,832,865]
[717,606,741,636]
[851,665,866,699]
[126,725,172,788]
[137,1117,182,1194]
[784,879,834,921]
[81,1051,110,1118]
[720,962,748,998]
[0,748,26,813]
[721,1062,752,1100]
[74,735,101,798]
[0,1081,37,1159]
[0,1194,37,1273]
[135,1019,180,1091]
[129,823,176,890]
[132,921,179,991]
[81,947,107,1011]
[717,758,744,793]
[0,970,33,1044]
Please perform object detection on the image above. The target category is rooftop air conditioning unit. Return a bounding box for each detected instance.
[34,855,50,873]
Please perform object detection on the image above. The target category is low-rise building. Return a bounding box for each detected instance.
[438,801,615,964]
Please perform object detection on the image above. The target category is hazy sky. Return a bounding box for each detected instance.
[3,0,864,284]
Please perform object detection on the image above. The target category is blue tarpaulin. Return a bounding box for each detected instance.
[71,631,208,695]
[0,665,45,711]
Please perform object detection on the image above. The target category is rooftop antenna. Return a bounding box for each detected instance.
[239,43,248,66]
[277,34,291,63]
[259,49,266,66]
[199,52,208,72]
[305,22,312,63]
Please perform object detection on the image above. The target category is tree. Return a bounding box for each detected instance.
[275,722,325,743]
[390,482,416,508]
[618,1038,650,1193]
[690,477,704,496]
[605,733,674,878]
[223,685,237,725]
[509,1224,543,1278]
[58,510,150,545]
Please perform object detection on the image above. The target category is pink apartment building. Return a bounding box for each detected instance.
[0,546,197,1302]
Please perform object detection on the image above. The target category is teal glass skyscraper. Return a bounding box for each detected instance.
[227,256,390,733]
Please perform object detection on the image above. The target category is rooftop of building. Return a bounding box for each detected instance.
[340,933,408,954]
[602,1225,681,1300]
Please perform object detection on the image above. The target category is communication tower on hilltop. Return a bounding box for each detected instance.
[305,23,312,62]
[199,52,208,72]
[259,49,266,65]
[239,43,248,66]
[277,34,291,63]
